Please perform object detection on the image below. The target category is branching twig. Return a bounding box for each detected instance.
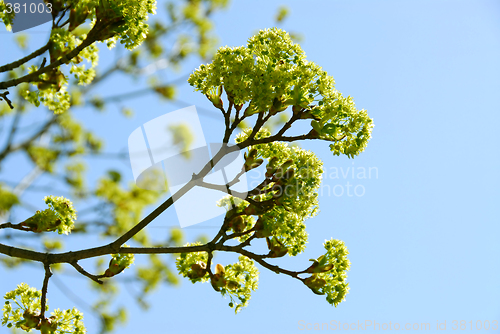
[0,42,51,73]
[0,127,320,286]
[0,91,14,109]
[0,222,30,232]
[0,20,113,91]
[218,245,303,280]
[40,263,53,318]
[198,181,247,199]
[222,101,233,143]
[70,261,105,284]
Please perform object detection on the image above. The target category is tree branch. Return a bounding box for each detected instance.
[198,180,247,200]
[0,222,31,232]
[242,129,318,147]
[218,245,303,280]
[0,91,14,109]
[222,101,233,143]
[0,20,112,91]
[70,261,104,284]
[0,42,51,73]
[0,127,320,279]
[40,262,52,318]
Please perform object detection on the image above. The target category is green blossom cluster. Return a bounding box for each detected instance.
[219,256,259,314]
[236,128,323,256]
[21,196,77,235]
[175,242,209,284]
[24,70,71,115]
[216,196,255,242]
[2,283,86,333]
[95,0,157,49]
[176,248,259,313]
[189,27,373,158]
[64,162,87,197]
[2,283,43,330]
[20,27,100,114]
[51,28,99,84]
[55,112,103,153]
[46,308,86,334]
[111,251,135,268]
[7,0,157,114]
[0,1,14,31]
[104,245,135,277]
[311,94,373,158]
[0,0,157,49]
[307,239,351,307]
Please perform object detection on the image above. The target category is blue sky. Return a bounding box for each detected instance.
[1,0,500,333]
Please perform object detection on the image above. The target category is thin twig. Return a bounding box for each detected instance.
[40,262,53,318]
[218,245,303,280]
[70,261,105,284]
[0,42,51,73]
[0,222,30,232]
[0,91,14,109]
[198,181,247,199]
[0,20,113,90]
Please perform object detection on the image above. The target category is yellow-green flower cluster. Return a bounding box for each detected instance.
[2,283,86,333]
[175,242,209,284]
[2,283,43,327]
[219,256,259,314]
[313,93,373,158]
[20,27,100,114]
[315,239,351,307]
[48,308,86,334]
[22,196,77,235]
[96,0,157,49]
[189,27,374,158]
[104,246,135,277]
[0,1,14,31]
[236,128,323,256]
[110,251,135,269]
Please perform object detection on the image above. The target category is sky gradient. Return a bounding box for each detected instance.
[1,1,500,333]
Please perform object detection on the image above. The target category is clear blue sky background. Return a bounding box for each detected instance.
[1,0,500,333]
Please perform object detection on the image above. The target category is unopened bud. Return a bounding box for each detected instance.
[21,310,40,330]
[247,149,258,160]
[266,237,288,258]
[304,275,327,295]
[282,168,295,181]
[211,264,227,291]
[230,216,245,233]
[227,280,240,290]
[245,158,263,171]
[265,157,280,177]
[254,218,272,238]
[215,263,225,276]
[39,317,58,334]
[188,263,207,279]
[306,262,334,274]
[274,160,293,179]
